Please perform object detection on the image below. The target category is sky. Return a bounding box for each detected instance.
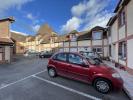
[0,0,119,35]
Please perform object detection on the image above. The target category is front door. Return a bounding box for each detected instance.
[67,53,90,82]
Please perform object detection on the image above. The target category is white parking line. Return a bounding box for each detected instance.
[0,70,47,90]
[32,75,102,100]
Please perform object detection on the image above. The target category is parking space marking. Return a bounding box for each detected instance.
[32,75,102,100]
[0,70,47,90]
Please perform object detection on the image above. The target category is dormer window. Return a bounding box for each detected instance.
[92,31,102,40]
[70,34,77,41]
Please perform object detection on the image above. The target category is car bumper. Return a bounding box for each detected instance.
[112,78,123,91]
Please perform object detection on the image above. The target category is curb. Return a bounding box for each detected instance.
[123,87,133,100]
[104,61,133,100]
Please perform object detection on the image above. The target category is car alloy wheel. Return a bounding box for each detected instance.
[94,79,111,93]
[48,68,56,77]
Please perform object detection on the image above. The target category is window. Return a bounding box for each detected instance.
[55,53,67,62]
[109,45,112,56]
[93,48,102,53]
[0,47,4,53]
[92,31,102,40]
[108,27,111,37]
[118,10,125,27]
[68,53,83,65]
[70,34,77,41]
[119,41,126,60]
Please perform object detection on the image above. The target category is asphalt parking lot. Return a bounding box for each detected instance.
[0,56,130,100]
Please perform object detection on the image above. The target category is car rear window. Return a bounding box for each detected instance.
[55,53,67,62]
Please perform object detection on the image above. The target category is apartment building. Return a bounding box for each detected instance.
[56,26,108,58]
[11,31,26,54]
[24,24,108,58]
[107,0,133,74]
[0,17,15,63]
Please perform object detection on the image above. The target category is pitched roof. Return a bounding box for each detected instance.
[11,32,26,42]
[26,35,35,42]
[40,34,51,44]
[0,17,15,23]
[77,26,107,41]
[107,15,117,26]
[114,0,131,13]
[77,31,91,41]
[0,38,14,44]
[36,24,53,36]
[91,26,106,31]
[68,30,78,34]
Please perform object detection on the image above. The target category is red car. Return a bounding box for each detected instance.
[47,52,123,93]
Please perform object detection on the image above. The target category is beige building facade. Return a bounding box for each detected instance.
[0,17,14,63]
[107,0,133,74]
[24,26,108,58]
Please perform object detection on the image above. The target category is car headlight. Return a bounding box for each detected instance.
[112,73,121,78]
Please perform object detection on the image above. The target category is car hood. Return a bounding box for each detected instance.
[91,64,117,74]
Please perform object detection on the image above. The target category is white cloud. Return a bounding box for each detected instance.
[27,13,34,20]
[83,12,114,31]
[0,0,33,17]
[60,17,82,33]
[32,24,40,32]
[11,30,28,36]
[71,2,86,17]
[61,0,113,33]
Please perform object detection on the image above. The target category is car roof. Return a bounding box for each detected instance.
[52,51,83,56]
[51,51,87,59]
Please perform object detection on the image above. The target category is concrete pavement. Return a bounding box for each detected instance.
[0,56,130,100]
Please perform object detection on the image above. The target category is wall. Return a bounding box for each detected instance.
[0,53,2,61]
[104,47,108,57]
[78,40,91,46]
[5,46,10,62]
[92,40,102,46]
[16,43,24,54]
[127,0,133,36]
[64,42,69,47]
[126,0,133,70]
[111,20,118,43]
[127,39,133,69]
[119,25,126,40]
[0,21,10,38]
[111,43,118,62]
[70,41,77,47]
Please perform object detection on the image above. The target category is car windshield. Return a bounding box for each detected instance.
[80,52,99,65]
[86,56,98,65]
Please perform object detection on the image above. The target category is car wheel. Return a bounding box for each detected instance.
[93,78,112,94]
[48,68,57,77]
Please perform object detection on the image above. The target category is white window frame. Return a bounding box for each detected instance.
[119,41,126,60]
[92,31,103,40]
[93,47,103,53]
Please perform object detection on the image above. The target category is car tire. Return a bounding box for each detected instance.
[93,78,112,94]
[48,68,57,78]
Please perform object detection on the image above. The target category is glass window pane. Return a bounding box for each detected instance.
[56,53,67,61]
[92,31,102,40]
[69,54,83,65]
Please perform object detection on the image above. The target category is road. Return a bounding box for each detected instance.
[0,55,130,100]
